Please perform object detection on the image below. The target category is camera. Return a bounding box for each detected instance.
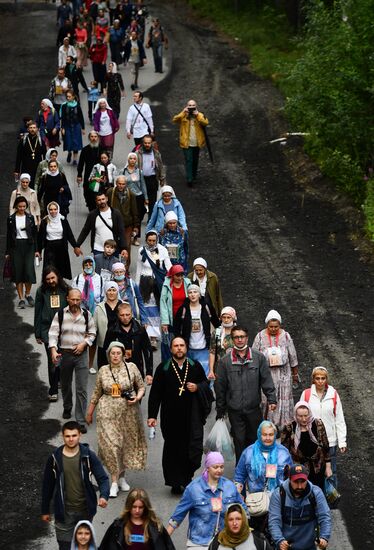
[188,107,195,114]
[121,389,135,400]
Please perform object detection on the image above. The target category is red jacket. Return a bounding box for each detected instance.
[89,43,107,64]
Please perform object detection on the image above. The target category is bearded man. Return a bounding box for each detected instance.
[77,130,101,210]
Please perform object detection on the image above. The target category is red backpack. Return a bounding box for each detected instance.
[304,386,338,416]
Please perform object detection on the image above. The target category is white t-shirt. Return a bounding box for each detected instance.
[189,305,206,350]
[99,111,113,136]
[94,209,114,251]
[16,215,28,239]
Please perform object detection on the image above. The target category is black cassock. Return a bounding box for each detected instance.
[148,358,213,488]
[15,135,46,188]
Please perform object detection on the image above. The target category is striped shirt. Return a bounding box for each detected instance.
[48,306,96,350]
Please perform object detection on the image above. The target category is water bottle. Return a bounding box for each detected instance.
[148,427,156,440]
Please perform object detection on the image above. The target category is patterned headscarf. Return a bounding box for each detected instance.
[294,400,318,449]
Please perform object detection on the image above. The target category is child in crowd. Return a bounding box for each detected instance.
[88,80,100,124]
[71,520,98,550]
[94,239,121,281]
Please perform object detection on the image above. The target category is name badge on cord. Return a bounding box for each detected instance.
[130,534,145,543]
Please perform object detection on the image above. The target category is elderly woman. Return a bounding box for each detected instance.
[86,341,147,498]
[188,257,223,317]
[209,503,273,550]
[105,61,125,118]
[208,306,237,380]
[6,196,38,309]
[167,452,244,547]
[160,264,191,360]
[93,97,119,154]
[174,284,220,376]
[37,201,81,279]
[73,256,103,315]
[122,152,148,245]
[9,173,40,225]
[252,309,299,429]
[146,186,187,234]
[158,210,189,271]
[37,159,72,217]
[36,99,60,149]
[234,420,292,532]
[136,230,171,349]
[281,401,332,489]
[93,280,122,369]
[61,90,85,165]
[300,366,347,485]
[100,488,175,550]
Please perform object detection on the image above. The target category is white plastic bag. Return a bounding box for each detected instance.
[204,419,235,461]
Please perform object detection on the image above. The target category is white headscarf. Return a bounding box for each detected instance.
[104,280,119,297]
[45,148,58,161]
[93,98,112,113]
[109,61,117,74]
[41,98,54,111]
[161,185,176,198]
[265,309,282,325]
[46,202,64,240]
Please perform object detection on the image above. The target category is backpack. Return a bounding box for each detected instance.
[280,484,317,521]
[304,387,338,416]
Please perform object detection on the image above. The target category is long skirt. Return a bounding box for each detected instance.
[100,133,115,150]
[261,364,294,429]
[11,239,36,284]
[43,238,72,280]
[63,124,83,152]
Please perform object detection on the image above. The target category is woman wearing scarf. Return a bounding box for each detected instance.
[167,452,244,547]
[93,97,120,154]
[60,90,85,165]
[104,61,125,118]
[34,148,65,194]
[37,201,81,279]
[36,99,60,149]
[146,185,187,234]
[9,173,41,225]
[88,150,117,194]
[122,152,148,245]
[37,159,72,217]
[188,257,223,318]
[93,280,122,371]
[159,264,191,360]
[73,256,103,314]
[234,420,292,532]
[136,230,171,349]
[208,504,273,550]
[174,284,220,376]
[208,307,237,380]
[159,210,189,271]
[281,401,332,489]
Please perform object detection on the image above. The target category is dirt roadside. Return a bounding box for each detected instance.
[0,1,373,548]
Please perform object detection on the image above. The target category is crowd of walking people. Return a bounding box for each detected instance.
[7,1,349,549]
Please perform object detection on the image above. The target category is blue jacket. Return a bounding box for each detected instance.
[234,443,292,493]
[169,476,245,546]
[146,198,188,233]
[268,480,331,550]
[41,443,109,522]
[37,108,60,136]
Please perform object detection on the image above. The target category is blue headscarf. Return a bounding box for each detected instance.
[251,420,279,491]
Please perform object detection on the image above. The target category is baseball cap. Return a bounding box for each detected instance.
[289,464,308,481]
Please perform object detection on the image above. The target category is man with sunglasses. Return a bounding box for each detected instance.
[214,325,277,462]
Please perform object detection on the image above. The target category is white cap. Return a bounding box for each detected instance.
[164,211,178,223]
[193,257,207,269]
[265,309,282,324]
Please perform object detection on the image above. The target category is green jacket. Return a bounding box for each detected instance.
[34,286,68,342]
[187,270,223,317]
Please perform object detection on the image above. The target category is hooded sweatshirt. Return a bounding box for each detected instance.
[70,520,98,550]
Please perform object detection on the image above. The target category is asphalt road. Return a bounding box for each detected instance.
[0,1,373,549]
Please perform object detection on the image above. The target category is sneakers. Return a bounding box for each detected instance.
[109,482,119,498]
[119,477,130,492]
[25,295,35,307]
[18,300,26,309]
[62,409,72,419]
[48,394,58,402]
[89,367,97,374]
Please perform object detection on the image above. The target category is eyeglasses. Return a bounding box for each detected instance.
[233,335,247,340]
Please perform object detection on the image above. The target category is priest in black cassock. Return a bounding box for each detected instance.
[148,336,214,495]
[14,121,46,189]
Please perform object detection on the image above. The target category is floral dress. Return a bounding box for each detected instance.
[252,328,298,428]
[90,362,147,476]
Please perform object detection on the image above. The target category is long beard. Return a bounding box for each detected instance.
[89,141,99,149]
